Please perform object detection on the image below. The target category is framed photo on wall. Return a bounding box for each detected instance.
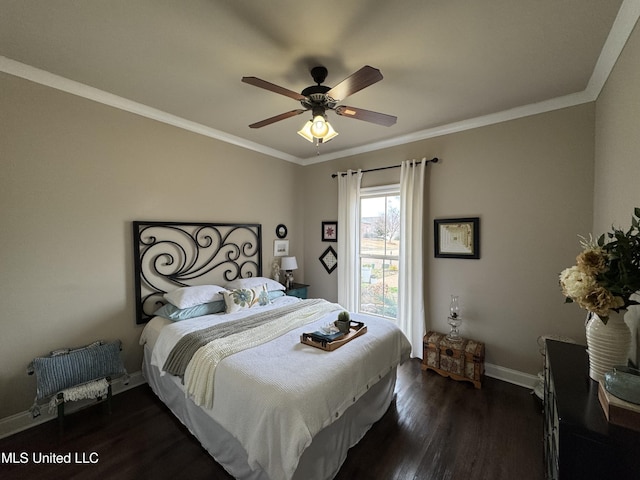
[274,239,289,257]
[322,221,337,242]
[434,217,480,259]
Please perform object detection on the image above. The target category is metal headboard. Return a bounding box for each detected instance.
[133,221,262,324]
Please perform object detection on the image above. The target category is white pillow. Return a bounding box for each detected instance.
[225,276,285,292]
[222,284,271,313]
[164,285,226,309]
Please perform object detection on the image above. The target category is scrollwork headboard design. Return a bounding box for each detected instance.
[133,221,262,324]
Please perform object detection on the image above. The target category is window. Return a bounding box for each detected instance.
[359,185,400,320]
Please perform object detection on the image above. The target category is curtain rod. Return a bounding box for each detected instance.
[331,157,439,178]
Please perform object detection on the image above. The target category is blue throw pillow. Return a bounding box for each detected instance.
[154,300,226,321]
[30,340,126,400]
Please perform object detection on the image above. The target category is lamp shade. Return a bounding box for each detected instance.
[320,121,338,142]
[280,256,298,271]
[297,121,314,142]
[297,118,338,143]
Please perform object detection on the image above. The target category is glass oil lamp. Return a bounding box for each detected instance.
[446,295,462,341]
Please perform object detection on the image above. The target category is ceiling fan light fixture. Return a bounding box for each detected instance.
[297,115,339,143]
[244,65,394,147]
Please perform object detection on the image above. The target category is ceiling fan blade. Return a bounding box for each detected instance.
[242,76,306,101]
[248,109,307,128]
[335,105,397,126]
[326,66,383,101]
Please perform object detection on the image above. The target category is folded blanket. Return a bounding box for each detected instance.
[184,299,341,408]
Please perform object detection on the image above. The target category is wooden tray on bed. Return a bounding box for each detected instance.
[301,321,367,351]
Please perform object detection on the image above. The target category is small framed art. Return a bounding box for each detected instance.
[322,221,337,242]
[434,217,480,259]
[319,246,337,274]
[275,224,288,239]
[274,239,289,257]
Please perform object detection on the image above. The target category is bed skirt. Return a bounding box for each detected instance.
[142,344,397,480]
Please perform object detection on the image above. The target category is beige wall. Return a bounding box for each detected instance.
[302,104,595,375]
[594,21,640,360]
[0,73,303,418]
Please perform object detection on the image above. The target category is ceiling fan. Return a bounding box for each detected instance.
[241,65,397,143]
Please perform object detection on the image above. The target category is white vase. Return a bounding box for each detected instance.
[585,310,631,383]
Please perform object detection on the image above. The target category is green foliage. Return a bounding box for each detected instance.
[596,208,640,307]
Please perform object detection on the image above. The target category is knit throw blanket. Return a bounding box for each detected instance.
[47,378,110,413]
[177,299,341,408]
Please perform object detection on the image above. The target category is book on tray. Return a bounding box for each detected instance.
[308,331,345,342]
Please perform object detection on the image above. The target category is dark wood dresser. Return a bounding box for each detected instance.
[544,339,640,479]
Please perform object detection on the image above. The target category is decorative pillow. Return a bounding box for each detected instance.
[268,290,285,300]
[164,284,226,309]
[154,300,225,321]
[28,340,127,400]
[225,276,285,292]
[222,284,271,313]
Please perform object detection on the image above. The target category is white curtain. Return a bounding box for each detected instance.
[337,169,362,310]
[398,160,426,357]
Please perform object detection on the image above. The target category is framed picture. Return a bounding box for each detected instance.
[322,221,338,242]
[434,217,480,259]
[319,246,338,274]
[275,224,288,239]
[274,239,289,257]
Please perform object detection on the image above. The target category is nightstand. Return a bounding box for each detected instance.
[285,283,309,299]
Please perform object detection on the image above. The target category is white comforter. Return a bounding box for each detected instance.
[140,297,411,480]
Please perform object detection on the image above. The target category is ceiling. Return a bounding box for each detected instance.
[1,0,637,164]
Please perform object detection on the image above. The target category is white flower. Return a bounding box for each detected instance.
[559,266,596,300]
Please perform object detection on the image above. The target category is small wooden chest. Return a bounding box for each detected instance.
[422,331,485,388]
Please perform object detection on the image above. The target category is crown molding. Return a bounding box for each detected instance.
[299,90,593,165]
[585,0,640,99]
[0,56,300,164]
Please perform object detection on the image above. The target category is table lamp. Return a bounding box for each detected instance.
[280,256,298,289]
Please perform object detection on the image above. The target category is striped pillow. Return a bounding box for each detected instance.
[30,340,126,400]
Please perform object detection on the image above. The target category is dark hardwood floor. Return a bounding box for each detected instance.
[0,359,543,480]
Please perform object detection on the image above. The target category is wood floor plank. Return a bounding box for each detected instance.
[0,359,543,479]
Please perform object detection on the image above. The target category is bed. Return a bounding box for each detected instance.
[134,222,411,480]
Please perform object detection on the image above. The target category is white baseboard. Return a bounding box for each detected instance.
[484,362,539,390]
[0,371,146,440]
